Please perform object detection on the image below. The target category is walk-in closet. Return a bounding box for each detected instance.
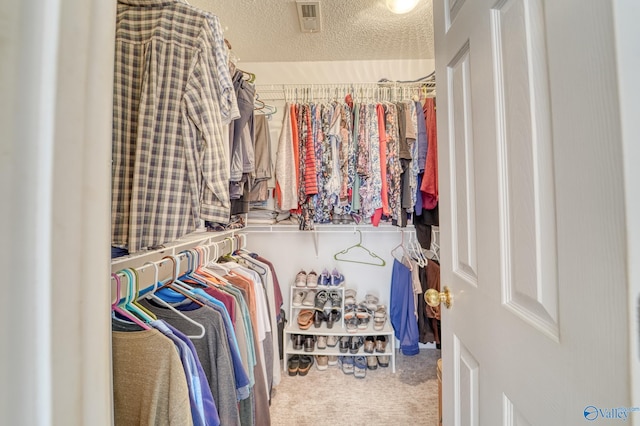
[109,0,441,424]
[4,0,637,425]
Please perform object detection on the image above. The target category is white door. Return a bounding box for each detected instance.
[433,0,633,424]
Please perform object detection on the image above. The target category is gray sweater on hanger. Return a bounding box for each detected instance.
[139,299,241,426]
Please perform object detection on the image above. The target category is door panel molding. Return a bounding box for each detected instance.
[447,40,479,287]
[491,0,559,341]
[503,394,533,426]
[454,335,479,426]
[445,0,467,31]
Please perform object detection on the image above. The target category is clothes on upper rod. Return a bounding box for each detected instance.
[112,0,275,255]
[275,98,439,229]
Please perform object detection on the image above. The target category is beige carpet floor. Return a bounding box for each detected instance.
[269,348,441,426]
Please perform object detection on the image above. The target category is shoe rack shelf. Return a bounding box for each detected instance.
[283,286,396,373]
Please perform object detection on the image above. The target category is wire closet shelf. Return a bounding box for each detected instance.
[254,78,435,103]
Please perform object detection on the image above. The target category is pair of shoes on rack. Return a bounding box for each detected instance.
[313,309,342,329]
[318,268,345,286]
[297,309,315,330]
[313,290,342,311]
[363,335,387,354]
[288,355,314,376]
[294,270,319,288]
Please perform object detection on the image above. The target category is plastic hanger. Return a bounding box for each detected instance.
[119,269,157,323]
[236,250,267,275]
[334,230,386,267]
[144,261,205,339]
[156,256,206,307]
[391,229,413,271]
[409,232,427,268]
[199,244,234,283]
[111,273,150,330]
[179,249,209,286]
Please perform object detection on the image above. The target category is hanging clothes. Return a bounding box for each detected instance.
[139,298,243,426]
[274,104,297,211]
[389,258,420,356]
[420,97,438,209]
[112,327,194,426]
[274,95,433,229]
[112,0,238,253]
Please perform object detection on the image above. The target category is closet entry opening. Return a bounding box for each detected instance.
[110,0,441,424]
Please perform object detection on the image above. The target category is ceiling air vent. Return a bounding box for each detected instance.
[296,1,322,33]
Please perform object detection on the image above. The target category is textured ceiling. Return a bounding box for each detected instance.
[188,0,434,62]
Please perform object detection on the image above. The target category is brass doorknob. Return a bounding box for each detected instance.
[425,287,452,309]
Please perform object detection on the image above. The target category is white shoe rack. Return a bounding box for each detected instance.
[282,284,396,373]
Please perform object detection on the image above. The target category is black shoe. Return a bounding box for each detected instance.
[339,336,350,353]
[292,334,304,350]
[304,335,315,352]
[314,310,325,328]
[288,355,300,376]
[298,355,314,376]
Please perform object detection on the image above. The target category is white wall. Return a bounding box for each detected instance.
[247,226,415,315]
[243,59,435,85]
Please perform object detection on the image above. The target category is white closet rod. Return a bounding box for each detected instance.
[110,233,247,303]
[254,81,435,102]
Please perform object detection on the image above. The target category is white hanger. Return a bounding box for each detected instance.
[391,229,413,271]
[144,261,205,339]
[409,231,427,268]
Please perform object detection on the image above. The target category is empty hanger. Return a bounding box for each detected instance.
[334,230,386,267]
[390,229,413,271]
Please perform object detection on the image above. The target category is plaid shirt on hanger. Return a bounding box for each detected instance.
[112,0,238,253]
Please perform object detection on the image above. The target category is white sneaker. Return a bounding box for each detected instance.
[306,270,318,288]
[302,290,316,307]
[295,270,307,287]
[292,290,305,307]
